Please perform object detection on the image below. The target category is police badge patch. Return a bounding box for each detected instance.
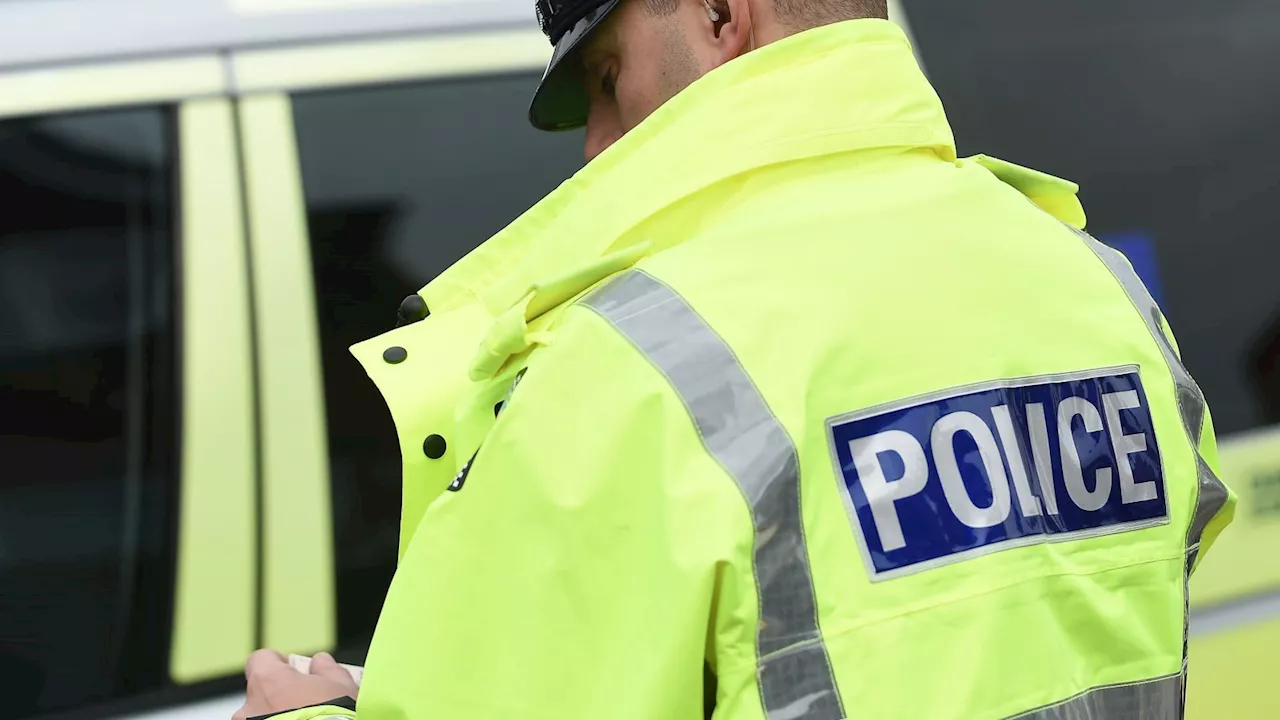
[827,366,1169,580]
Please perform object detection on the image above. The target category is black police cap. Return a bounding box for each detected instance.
[528,0,622,131]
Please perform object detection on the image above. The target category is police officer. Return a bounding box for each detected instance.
[236,0,1237,717]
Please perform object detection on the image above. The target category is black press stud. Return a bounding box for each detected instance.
[423,434,447,460]
[383,346,407,364]
[395,294,430,328]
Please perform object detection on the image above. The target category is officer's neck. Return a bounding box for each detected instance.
[745,12,887,51]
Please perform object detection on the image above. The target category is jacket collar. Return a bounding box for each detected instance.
[423,18,955,316]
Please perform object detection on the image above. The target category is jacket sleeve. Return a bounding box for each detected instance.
[1190,403,1236,572]
[358,306,751,720]
[1155,311,1237,571]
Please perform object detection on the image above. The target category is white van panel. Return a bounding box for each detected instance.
[0,0,537,71]
[233,28,546,93]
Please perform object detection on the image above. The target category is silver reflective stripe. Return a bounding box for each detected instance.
[1012,674,1183,720]
[582,270,844,720]
[1072,228,1230,553]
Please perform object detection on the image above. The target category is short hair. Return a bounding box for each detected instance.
[773,0,888,28]
[642,0,888,28]
[644,0,678,14]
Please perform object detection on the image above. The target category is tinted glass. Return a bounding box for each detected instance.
[906,0,1280,436]
[292,73,584,660]
[0,107,178,717]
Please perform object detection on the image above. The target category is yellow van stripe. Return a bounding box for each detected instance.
[1187,616,1280,718]
[1189,427,1280,607]
[233,29,549,94]
[171,99,258,683]
[238,93,336,656]
[0,56,224,120]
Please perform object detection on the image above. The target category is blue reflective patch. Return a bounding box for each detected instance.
[827,367,1167,580]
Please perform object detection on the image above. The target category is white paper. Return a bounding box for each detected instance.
[288,653,365,687]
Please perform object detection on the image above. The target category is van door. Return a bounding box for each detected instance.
[0,58,257,719]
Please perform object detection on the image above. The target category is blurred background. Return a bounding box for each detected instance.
[0,0,1276,718]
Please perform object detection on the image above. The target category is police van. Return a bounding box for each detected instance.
[0,0,1275,718]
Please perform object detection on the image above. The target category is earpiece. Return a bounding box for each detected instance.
[702,0,720,22]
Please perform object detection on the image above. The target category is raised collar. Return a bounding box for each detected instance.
[423,18,955,316]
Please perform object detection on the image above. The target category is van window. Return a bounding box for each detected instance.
[0,107,179,717]
[291,72,584,659]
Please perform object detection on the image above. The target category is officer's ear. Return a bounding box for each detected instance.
[703,0,751,62]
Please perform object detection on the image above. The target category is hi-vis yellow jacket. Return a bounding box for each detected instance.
[280,18,1235,720]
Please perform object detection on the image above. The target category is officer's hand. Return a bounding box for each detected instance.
[232,650,358,720]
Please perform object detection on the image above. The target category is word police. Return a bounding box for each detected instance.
[828,368,1167,579]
